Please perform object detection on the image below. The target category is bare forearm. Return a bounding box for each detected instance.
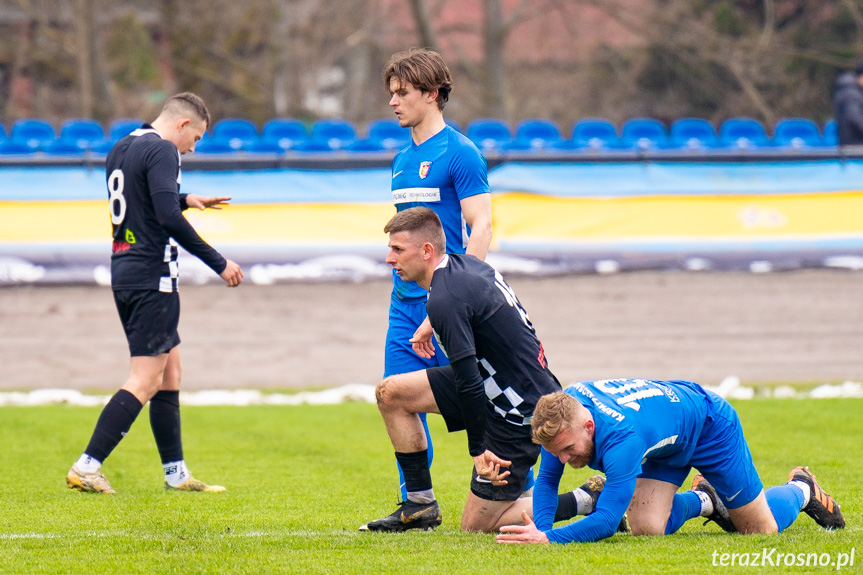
[465,218,492,260]
[460,193,493,260]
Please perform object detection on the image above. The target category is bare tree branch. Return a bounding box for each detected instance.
[409,0,438,51]
[727,57,774,125]
[482,0,507,118]
[76,0,93,117]
[840,0,863,52]
[755,0,774,52]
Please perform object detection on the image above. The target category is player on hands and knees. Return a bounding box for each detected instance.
[66,92,243,494]
[496,382,844,545]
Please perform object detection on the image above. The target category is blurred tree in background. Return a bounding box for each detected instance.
[0,0,860,131]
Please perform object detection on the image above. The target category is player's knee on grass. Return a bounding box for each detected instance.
[728,495,778,534]
[627,512,669,537]
[459,513,498,534]
[460,495,521,534]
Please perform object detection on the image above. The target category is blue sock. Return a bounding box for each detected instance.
[765,484,805,532]
[666,491,703,534]
[398,413,433,501]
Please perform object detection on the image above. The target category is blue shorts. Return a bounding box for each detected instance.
[638,393,763,509]
[384,294,448,377]
[114,289,181,357]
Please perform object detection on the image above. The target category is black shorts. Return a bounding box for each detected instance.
[114,289,181,357]
[427,365,539,502]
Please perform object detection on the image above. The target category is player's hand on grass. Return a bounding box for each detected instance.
[187,194,231,210]
[496,511,550,544]
[220,260,243,287]
[473,450,511,485]
[410,317,436,359]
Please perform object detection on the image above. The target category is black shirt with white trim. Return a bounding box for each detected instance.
[106,124,226,292]
[427,253,561,455]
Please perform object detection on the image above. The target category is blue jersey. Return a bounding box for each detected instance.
[390,125,488,301]
[533,379,717,543]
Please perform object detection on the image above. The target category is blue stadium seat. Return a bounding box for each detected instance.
[110,118,144,141]
[211,118,259,151]
[568,118,621,150]
[509,119,562,150]
[309,119,357,150]
[823,119,838,146]
[245,138,285,154]
[669,118,720,149]
[466,119,512,150]
[59,119,105,150]
[719,117,770,149]
[621,118,668,149]
[11,119,56,151]
[192,134,235,154]
[43,139,86,155]
[772,118,823,148]
[366,119,410,150]
[0,140,35,155]
[345,138,387,152]
[0,122,6,140]
[260,118,308,151]
[91,140,116,155]
[83,119,143,155]
[291,138,339,153]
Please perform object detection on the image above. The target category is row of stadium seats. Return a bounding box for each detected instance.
[464,117,839,152]
[0,118,142,155]
[0,116,840,155]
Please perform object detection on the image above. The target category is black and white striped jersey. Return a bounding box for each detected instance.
[106,124,225,292]
[427,253,561,426]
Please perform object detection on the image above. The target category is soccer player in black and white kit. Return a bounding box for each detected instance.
[66,92,243,494]
[360,207,565,533]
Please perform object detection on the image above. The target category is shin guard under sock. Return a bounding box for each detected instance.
[149,390,183,464]
[665,491,703,535]
[84,389,143,463]
[395,450,433,501]
[766,484,806,532]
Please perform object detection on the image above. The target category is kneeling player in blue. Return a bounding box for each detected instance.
[497,380,845,544]
[360,207,606,533]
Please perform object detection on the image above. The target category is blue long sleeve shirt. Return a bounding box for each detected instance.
[532,379,715,543]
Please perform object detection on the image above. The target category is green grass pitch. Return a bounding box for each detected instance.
[0,399,859,574]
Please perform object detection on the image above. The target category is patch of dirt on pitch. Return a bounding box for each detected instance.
[2,269,862,390]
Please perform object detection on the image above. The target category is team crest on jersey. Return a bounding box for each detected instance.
[419,161,432,179]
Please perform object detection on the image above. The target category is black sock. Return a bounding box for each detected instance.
[149,390,183,464]
[84,389,143,463]
[554,491,578,522]
[395,450,433,493]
